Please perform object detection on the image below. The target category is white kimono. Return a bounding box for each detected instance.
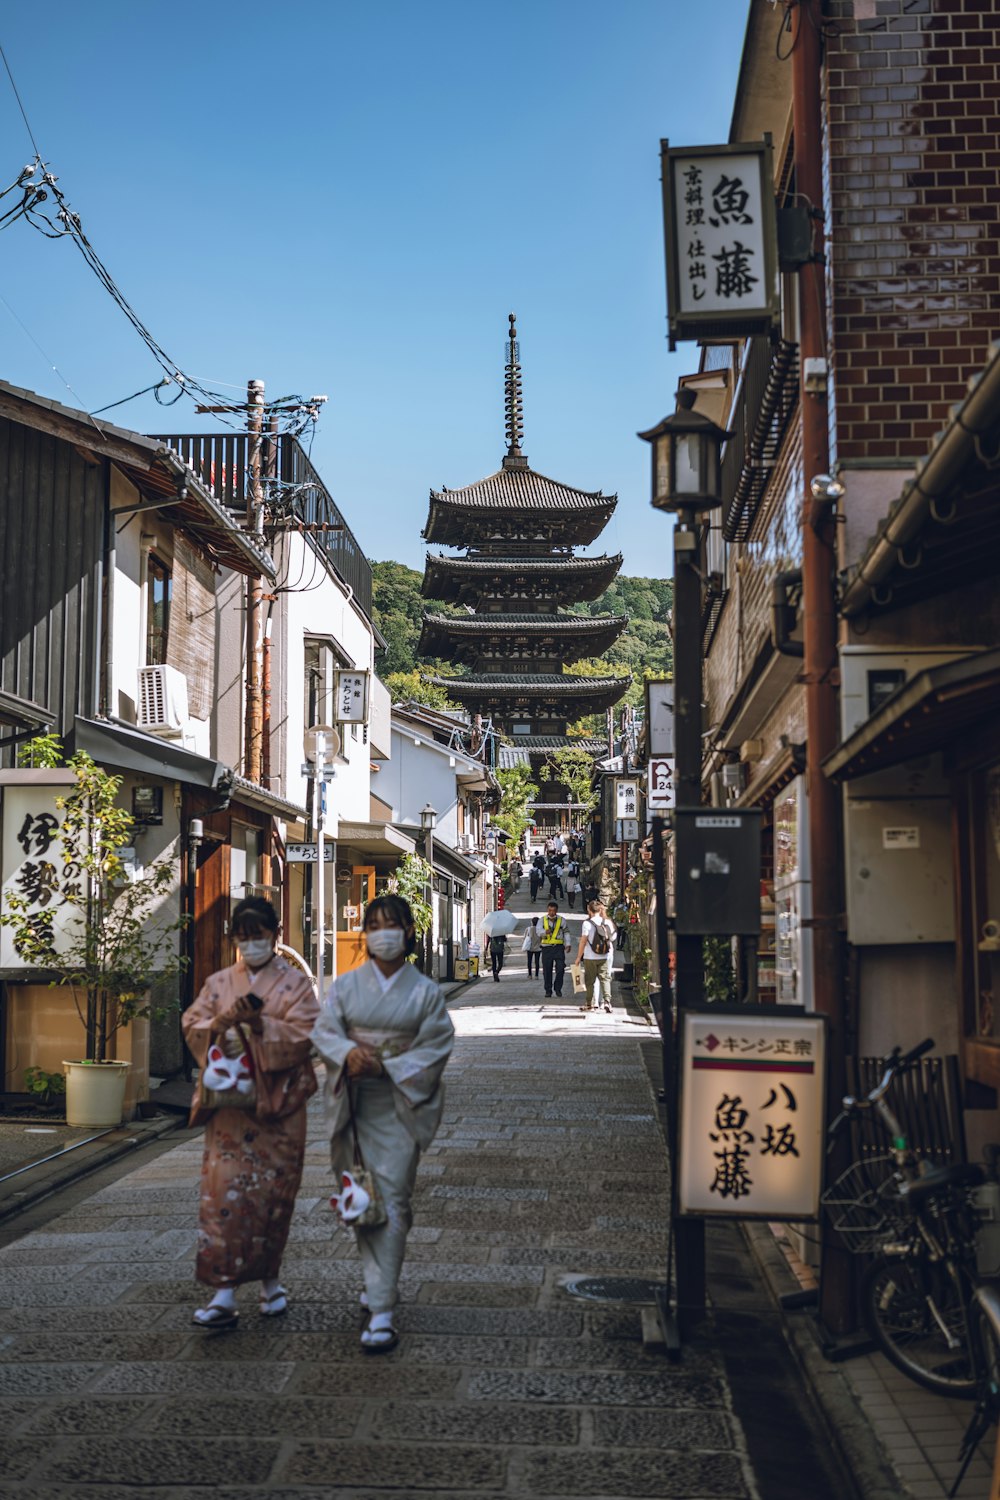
[312,960,454,1312]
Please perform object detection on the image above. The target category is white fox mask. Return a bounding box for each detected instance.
[330,1170,372,1222]
[202,1045,254,1094]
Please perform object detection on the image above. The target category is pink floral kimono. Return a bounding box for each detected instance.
[182,956,319,1288]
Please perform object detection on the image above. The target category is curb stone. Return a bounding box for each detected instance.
[742,1219,903,1500]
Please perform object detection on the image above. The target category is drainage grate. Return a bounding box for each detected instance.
[561,1275,667,1304]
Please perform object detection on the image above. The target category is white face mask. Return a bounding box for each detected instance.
[238,937,275,967]
[365,928,406,961]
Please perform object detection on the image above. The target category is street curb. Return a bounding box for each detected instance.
[741,1220,903,1500]
[0,1112,185,1226]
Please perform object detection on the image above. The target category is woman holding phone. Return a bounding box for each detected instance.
[182,896,319,1329]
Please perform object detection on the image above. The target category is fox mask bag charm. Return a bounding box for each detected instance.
[330,1083,387,1229]
[200,1029,256,1111]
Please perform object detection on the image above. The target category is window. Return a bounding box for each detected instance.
[304,638,335,727]
[145,555,172,665]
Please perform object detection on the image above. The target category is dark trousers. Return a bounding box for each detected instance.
[548,878,563,901]
[529,874,541,901]
[541,947,565,996]
[526,951,540,976]
[491,946,505,979]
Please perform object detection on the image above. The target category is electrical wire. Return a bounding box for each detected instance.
[0,42,41,157]
[0,289,98,423]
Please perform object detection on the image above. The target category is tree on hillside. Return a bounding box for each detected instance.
[492,765,539,849]
[543,746,599,816]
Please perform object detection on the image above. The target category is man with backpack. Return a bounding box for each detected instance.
[575,897,615,1013]
[529,852,546,903]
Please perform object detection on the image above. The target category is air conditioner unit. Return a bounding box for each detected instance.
[138,664,189,734]
[458,833,474,851]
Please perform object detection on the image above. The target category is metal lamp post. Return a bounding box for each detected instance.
[638,387,731,1338]
[304,724,340,992]
[420,802,437,976]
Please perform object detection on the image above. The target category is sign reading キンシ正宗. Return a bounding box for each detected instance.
[678,1007,826,1221]
[661,139,779,349]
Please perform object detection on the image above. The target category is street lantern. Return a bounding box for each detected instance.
[637,387,731,514]
[419,803,438,834]
[419,804,437,978]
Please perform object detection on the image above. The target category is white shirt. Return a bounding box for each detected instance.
[580,917,615,963]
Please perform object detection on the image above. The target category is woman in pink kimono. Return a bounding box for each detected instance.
[183,896,319,1329]
[312,894,454,1353]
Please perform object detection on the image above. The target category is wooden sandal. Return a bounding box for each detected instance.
[259,1288,288,1317]
[193,1303,239,1330]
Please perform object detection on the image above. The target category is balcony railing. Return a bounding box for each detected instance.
[157,430,373,620]
[720,337,799,543]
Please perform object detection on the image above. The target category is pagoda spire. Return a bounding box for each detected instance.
[503,312,528,470]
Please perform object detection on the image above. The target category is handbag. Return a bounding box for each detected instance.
[331,1082,387,1230]
[193,1023,258,1118]
[520,931,532,953]
[190,1020,317,1127]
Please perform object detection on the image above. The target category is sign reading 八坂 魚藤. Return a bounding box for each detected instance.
[661,139,779,349]
[678,1008,826,1221]
[335,670,369,724]
[0,774,80,971]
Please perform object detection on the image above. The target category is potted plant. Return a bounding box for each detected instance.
[23,1065,67,1110]
[1,738,186,1126]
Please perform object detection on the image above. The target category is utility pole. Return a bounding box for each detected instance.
[790,0,851,1335]
[245,378,265,785]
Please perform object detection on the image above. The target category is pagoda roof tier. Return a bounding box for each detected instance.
[422,466,616,547]
[423,551,623,605]
[428,672,630,717]
[418,612,628,666]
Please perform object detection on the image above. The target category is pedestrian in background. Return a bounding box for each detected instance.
[540,902,570,997]
[522,915,542,977]
[575,897,616,1014]
[312,894,454,1353]
[183,896,319,1329]
[509,856,523,894]
[530,852,546,903]
[565,858,580,910]
[488,931,507,982]
[546,859,565,903]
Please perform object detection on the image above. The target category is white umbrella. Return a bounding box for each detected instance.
[482,909,518,938]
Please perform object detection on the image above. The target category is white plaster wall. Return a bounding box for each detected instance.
[109,469,174,724]
[277,531,377,832]
[215,571,247,771]
[384,729,462,846]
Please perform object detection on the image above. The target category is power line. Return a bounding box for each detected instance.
[0,290,100,428]
[0,41,41,157]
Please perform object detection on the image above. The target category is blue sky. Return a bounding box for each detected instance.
[0,1,748,578]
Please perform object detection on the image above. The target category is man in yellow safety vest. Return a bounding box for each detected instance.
[540,901,569,997]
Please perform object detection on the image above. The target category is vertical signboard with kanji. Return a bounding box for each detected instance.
[0,776,79,970]
[615,778,639,821]
[678,1007,826,1220]
[335,670,369,724]
[661,139,779,349]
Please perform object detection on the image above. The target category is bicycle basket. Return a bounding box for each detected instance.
[821,1154,908,1256]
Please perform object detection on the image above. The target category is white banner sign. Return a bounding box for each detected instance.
[335,670,369,723]
[0,779,79,970]
[679,1009,826,1221]
[647,758,675,811]
[615,778,639,820]
[286,843,335,863]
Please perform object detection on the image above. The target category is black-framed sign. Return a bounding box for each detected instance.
[661,138,780,349]
[678,1004,827,1221]
[131,785,163,825]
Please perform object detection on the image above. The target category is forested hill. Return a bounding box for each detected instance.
[371,560,672,707]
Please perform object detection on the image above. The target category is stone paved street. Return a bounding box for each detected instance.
[0,909,776,1498]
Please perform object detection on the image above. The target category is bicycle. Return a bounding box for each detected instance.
[823,1037,1000,1400]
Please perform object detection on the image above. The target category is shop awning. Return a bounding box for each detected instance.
[338,822,416,858]
[823,649,1000,783]
[73,716,228,789]
[229,774,308,822]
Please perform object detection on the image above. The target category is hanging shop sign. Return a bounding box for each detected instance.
[615,778,640,820]
[647,758,675,811]
[286,842,335,863]
[617,819,640,843]
[0,774,79,971]
[678,1006,827,1220]
[661,138,779,348]
[335,670,369,724]
[644,678,674,757]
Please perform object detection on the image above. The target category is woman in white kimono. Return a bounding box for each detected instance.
[312,894,454,1353]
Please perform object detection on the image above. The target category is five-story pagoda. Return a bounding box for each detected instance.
[419,316,629,831]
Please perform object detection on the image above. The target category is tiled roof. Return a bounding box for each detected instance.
[421,613,628,633]
[428,673,630,694]
[425,552,623,574]
[498,736,607,768]
[430,467,615,513]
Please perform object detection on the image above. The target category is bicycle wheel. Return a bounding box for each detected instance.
[861,1250,976,1398]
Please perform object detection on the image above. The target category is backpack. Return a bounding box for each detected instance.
[589,919,612,956]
